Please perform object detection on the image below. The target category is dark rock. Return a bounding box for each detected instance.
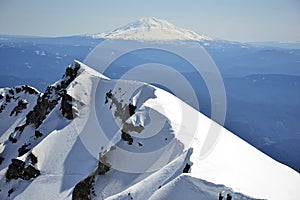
[60,91,77,119]
[98,161,110,175]
[23,165,40,180]
[219,192,224,200]
[8,188,14,197]
[35,130,43,138]
[9,123,27,140]
[18,144,30,157]
[0,156,4,165]
[26,100,48,127]
[14,123,27,132]
[15,87,22,93]
[6,159,40,181]
[25,62,81,128]
[128,104,136,116]
[0,104,5,113]
[98,154,111,175]
[121,130,133,145]
[12,123,27,140]
[8,136,17,143]
[11,159,25,169]
[183,163,191,173]
[6,95,12,103]
[72,176,94,200]
[6,159,25,181]
[22,85,38,95]
[10,100,28,116]
[105,90,112,104]
[28,153,38,165]
[122,122,144,134]
[8,89,14,95]
[226,194,232,200]
[62,62,81,87]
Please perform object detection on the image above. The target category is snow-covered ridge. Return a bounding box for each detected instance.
[90,17,212,41]
[0,61,299,199]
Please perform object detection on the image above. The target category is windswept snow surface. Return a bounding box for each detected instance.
[0,61,299,199]
[91,17,212,41]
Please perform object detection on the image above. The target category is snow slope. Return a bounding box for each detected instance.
[0,86,39,141]
[0,61,299,199]
[91,17,212,41]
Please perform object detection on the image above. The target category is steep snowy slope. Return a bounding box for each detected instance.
[0,86,39,141]
[0,61,299,199]
[91,17,212,41]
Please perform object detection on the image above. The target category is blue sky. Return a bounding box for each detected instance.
[0,0,299,42]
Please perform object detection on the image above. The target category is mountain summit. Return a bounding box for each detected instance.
[91,17,212,41]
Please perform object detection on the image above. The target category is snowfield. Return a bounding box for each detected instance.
[0,61,299,199]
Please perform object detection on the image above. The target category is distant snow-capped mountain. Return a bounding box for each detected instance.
[0,61,299,199]
[90,17,212,41]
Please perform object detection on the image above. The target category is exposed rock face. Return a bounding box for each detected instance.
[105,89,137,123]
[72,153,111,200]
[0,85,38,114]
[18,143,30,157]
[26,62,80,128]
[183,163,191,173]
[7,188,14,197]
[6,158,40,181]
[18,85,39,95]
[128,104,136,117]
[98,154,111,175]
[8,62,81,144]
[72,176,94,200]
[0,63,81,198]
[34,130,43,138]
[10,99,28,116]
[23,165,40,180]
[121,130,133,145]
[60,91,78,120]
[105,89,144,146]
[28,153,38,165]
[6,159,25,181]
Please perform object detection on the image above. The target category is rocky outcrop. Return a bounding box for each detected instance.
[34,130,43,138]
[60,91,78,120]
[18,143,30,157]
[28,153,38,165]
[25,61,80,128]
[6,155,40,182]
[182,163,191,173]
[72,153,111,199]
[105,89,144,146]
[10,100,28,116]
[8,62,81,144]
[121,130,133,145]
[72,175,95,200]
[16,85,39,95]
[105,89,137,123]
[98,154,111,175]
[23,165,40,180]
[6,159,24,181]
[0,85,38,114]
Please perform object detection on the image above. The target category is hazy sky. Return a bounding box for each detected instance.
[0,0,299,42]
